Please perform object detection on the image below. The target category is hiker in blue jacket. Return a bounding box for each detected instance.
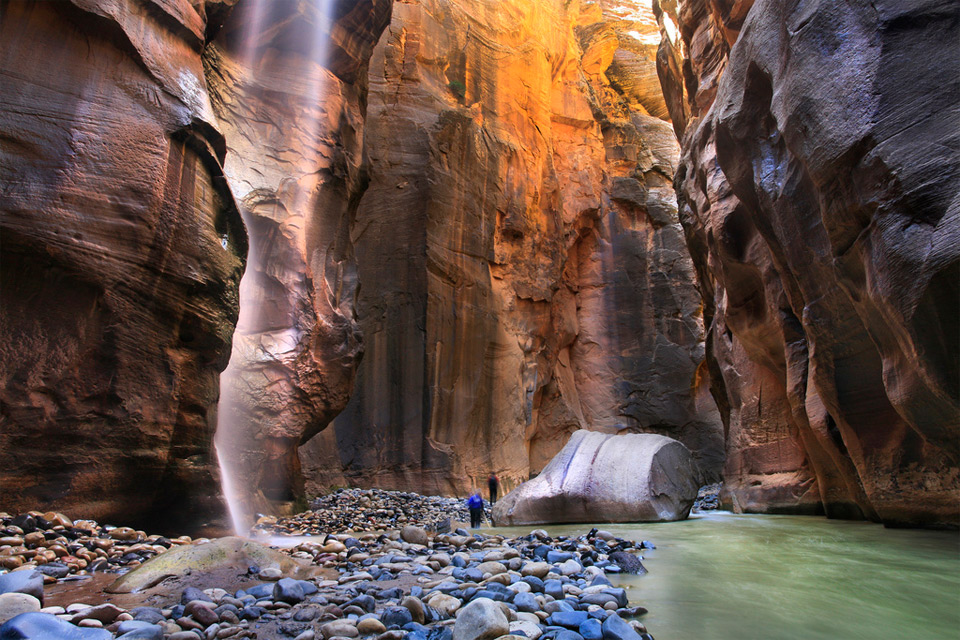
[467,491,484,528]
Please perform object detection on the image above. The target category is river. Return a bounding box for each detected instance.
[494,512,960,640]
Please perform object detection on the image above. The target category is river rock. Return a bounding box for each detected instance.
[0,594,41,625]
[357,618,386,635]
[182,601,218,627]
[321,620,359,639]
[452,598,509,640]
[400,526,429,546]
[427,594,462,618]
[107,537,319,593]
[116,626,163,640]
[600,613,641,640]
[274,578,306,604]
[401,597,426,625]
[579,618,603,640]
[549,611,589,629]
[382,607,413,628]
[493,431,699,525]
[116,620,163,636]
[512,593,538,614]
[607,553,646,576]
[520,563,551,579]
[509,621,542,640]
[69,603,123,625]
[0,611,112,640]
[0,572,43,605]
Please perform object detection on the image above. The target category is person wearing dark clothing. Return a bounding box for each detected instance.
[488,473,500,505]
[467,492,484,528]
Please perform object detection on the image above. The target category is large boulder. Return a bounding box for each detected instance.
[493,430,699,525]
[106,537,321,594]
[0,612,111,640]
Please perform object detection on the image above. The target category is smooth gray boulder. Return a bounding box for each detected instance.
[492,430,699,525]
[0,594,40,625]
[452,597,509,640]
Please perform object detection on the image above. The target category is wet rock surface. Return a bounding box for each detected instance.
[691,485,721,513]
[0,500,657,640]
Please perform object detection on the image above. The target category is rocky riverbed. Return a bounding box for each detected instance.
[691,485,721,513]
[0,496,656,640]
[253,490,478,537]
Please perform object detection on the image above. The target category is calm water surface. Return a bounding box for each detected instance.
[494,512,960,640]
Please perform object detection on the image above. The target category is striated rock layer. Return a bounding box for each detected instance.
[300,0,723,496]
[205,0,391,521]
[0,0,246,530]
[0,0,393,529]
[493,430,700,525]
[655,0,960,526]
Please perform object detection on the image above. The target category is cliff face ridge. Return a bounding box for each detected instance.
[0,0,392,529]
[655,0,960,526]
[204,0,392,520]
[299,0,723,495]
[0,0,245,529]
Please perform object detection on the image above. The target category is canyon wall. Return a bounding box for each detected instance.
[655,0,960,526]
[0,0,392,529]
[205,0,391,520]
[300,0,723,495]
[0,0,245,530]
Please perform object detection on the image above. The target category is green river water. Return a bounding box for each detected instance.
[494,512,960,640]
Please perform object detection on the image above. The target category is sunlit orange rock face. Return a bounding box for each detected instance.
[299,0,723,495]
[0,0,245,530]
[655,0,960,526]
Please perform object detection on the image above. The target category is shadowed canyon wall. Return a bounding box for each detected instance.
[0,0,391,529]
[655,0,960,527]
[0,0,246,530]
[300,0,723,495]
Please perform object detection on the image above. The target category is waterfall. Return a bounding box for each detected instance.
[214,0,337,537]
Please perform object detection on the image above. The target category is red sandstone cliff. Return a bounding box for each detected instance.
[299,0,723,496]
[0,0,391,529]
[655,0,960,526]
[204,0,391,522]
[0,0,245,530]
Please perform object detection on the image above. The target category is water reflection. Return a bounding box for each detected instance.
[496,513,960,640]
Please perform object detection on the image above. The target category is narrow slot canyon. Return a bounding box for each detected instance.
[0,1,957,639]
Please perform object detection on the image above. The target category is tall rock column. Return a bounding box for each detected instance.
[0,0,245,530]
[204,0,391,523]
[655,0,959,526]
[299,0,723,495]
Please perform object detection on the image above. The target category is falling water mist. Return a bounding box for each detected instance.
[215,0,338,537]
